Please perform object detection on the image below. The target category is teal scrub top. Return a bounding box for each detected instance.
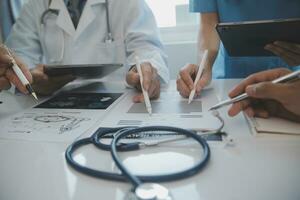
[190,0,300,78]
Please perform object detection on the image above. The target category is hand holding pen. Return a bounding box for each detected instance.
[222,68,300,122]
[177,50,211,99]
[134,56,152,115]
[126,57,160,104]
[188,50,209,104]
[0,45,38,100]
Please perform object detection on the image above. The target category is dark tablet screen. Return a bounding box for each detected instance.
[216,18,300,57]
[44,64,123,78]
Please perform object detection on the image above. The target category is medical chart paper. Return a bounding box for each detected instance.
[99,88,221,131]
[246,116,300,135]
[0,92,125,142]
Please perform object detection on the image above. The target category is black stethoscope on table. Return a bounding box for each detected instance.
[65,111,229,200]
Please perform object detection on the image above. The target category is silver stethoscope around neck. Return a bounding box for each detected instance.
[40,0,113,63]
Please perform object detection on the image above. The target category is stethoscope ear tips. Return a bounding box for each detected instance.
[128,183,173,200]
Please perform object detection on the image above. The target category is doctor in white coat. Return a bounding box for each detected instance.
[6,0,169,102]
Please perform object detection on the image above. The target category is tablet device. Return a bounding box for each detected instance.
[216,18,300,57]
[44,64,123,78]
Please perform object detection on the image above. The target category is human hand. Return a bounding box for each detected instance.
[0,46,32,93]
[228,68,300,122]
[265,41,300,66]
[31,65,75,96]
[126,62,160,103]
[176,63,212,98]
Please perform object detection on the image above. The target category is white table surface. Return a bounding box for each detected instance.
[0,79,299,200]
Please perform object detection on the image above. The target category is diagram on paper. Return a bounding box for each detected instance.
[11,113,90,134]
[0,109,104,142]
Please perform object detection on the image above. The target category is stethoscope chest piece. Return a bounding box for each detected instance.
[125,183,173,200]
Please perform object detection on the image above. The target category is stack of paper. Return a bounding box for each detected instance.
[248,116,300,135]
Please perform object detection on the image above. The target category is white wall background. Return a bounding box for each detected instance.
[164,42,198,79]
[145,0,200,79]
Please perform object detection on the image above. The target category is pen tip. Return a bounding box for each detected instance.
[148,109,152,116]
[208,106,216,111]
[32,93,39,101]
[188,89,195,104]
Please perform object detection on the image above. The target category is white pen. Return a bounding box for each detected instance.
[4,46,38,101]
[209,69,300,110]
[135,56,152,115]
[188,50,208,104]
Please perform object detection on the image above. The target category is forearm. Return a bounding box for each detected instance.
[124,0,169,83]
[198,13,220,69]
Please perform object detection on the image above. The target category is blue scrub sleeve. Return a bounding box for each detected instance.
[189,0,217,13]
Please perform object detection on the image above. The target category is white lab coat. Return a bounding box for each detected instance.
[6,0,169,83]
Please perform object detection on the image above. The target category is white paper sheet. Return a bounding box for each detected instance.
[99,88,222,131]
[0,92,126,142]
[0,109,105,142]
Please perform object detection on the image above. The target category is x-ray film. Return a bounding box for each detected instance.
[35,93,123,110]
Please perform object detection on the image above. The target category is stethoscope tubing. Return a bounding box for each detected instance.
[65,126,210,184]
[110,126,211,188]
[40,0,113,63]
[41,1,112,39]
[65,137,128,181]
[93,127,141,151]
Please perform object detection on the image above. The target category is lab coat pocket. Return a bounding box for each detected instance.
[96,39,126,64]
